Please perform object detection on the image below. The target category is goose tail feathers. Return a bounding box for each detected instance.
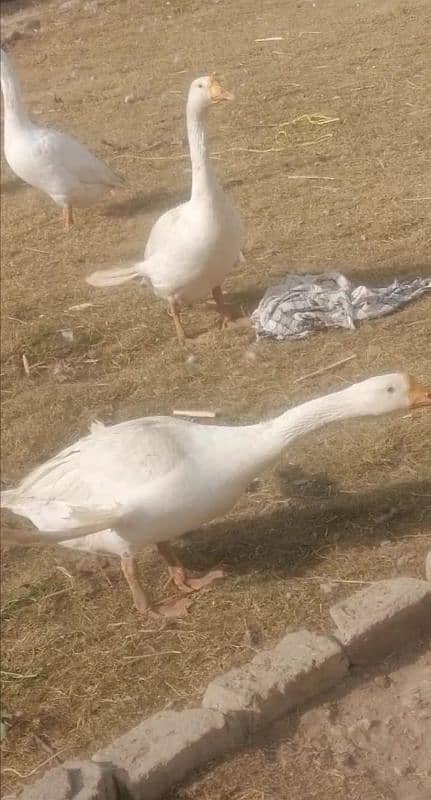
[86,261,145,288]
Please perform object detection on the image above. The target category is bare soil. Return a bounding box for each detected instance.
[170,644,431,800]
[1,0,430,794]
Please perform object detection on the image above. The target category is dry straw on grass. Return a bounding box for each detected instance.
[1,0,431,793]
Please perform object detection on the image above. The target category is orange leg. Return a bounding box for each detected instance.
[157,542,224,593]
[212,286,232,329]
[168,297,186,346]
[62,204,74,231]
[121,556,190,618]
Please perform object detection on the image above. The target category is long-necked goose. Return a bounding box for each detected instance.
[87,74,244,343]
[2,374,430,617]
[1,48,124,230]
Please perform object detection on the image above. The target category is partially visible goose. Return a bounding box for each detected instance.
[0,48,124,229]
[2,373,429,618]
[87,74,244,344]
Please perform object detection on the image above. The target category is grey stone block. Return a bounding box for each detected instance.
[16,766,70,800]
[330,578,431,665]
[63,760,119,799]
[16,760,118,800]
[92,707,242,800]
[202,629,348,729]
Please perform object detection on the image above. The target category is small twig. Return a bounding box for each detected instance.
[22,354,30,377]
[7,316,26,324]
[23,247,50,255]
[287,174,336,181]
[298,133,333,147]
[101,138,129,152]
[32,734,63,764]
[37,588,71,603]
[404,319,427,327]
[113,152,190,162]
[294,577,372,584]
[0,670,40,680]
[286,131,332,147]
[113,145,288,161]
[255,36,284,42]
[279,113,339,128]
[107,621,129,628]
[222,146,286,154]
[66,302,94,312]
[173,409,216,419]
[55,566,75,585]
[1,748,67,779]
[294,354,356,383]
[122,650,182,661]
[164,680,188,698]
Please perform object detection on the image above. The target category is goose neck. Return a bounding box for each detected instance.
[1,54,29,128]
[265,388,362,456]
[186,105,218,200]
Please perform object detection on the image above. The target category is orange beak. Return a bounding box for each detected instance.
[209,73,234,103]
[407,375,431,409]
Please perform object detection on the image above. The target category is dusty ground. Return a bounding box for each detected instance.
[170,643,431,800]
[1,0,430,794]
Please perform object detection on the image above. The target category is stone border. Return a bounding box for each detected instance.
[12,576,431,800]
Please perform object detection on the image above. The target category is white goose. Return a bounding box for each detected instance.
[87,74,244,344]
[0,48,124,230]
[2,373,430,618]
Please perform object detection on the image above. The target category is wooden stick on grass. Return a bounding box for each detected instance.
[173,409,217,419]
[294,354,357,384]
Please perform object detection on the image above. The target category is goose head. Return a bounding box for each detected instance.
[187,74,234,116]
[341,373,431,417]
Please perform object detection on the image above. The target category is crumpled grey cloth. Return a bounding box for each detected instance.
[251,272,431,340]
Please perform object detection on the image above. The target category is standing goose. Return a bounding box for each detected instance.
[87,74,244,344]
[0,48,124,230]
[2,374,430,618]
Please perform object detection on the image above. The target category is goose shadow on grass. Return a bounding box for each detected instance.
[287,261,431,285]
[1,176,28,196]
[247,263,431,287]
[344,262,431,285]
[179,475,431,578]
[225,285,268,315]
[1,0,51,14]
[105,178,244,220]
[105,188,187,219]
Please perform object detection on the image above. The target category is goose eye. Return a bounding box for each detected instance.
[387,386,395,394]
[197,83,204,88]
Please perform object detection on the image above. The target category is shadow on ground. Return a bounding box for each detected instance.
[181,476,431,578]
[105,188,187,219]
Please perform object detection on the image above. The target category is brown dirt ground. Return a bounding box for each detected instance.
[169,642,431,800]
[1,0,430,794]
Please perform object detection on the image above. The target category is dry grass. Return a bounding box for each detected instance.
[1,0,431,793]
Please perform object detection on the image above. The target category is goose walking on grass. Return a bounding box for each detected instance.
[2,374,430,618]
[0,48,125,230]
[87,74,244,344]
